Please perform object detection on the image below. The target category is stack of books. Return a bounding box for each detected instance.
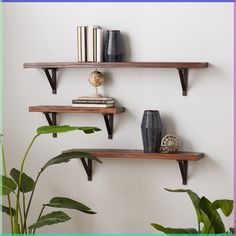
[77,25,103,62]
[72,97,115,108]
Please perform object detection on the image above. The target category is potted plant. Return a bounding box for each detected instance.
[1,125,102,234]
[151,188,234,234]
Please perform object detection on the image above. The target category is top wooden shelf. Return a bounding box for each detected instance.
[23,62,208,69]
[24,61,208,96]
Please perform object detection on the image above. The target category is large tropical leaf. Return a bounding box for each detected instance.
[41,151,102,172]
[10,168,35,193]
[1,204,15,216]
[164,188,202,224]
[45,197,96,214]
[28,211,71,231]
[1,175,17,195]
[211,199,233,217]
[151,223,198,234]
[37,125,101,135]
[199,196,225,233]
[199,208,215,234]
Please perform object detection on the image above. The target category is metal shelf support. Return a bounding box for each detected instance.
[177,160,188,185]
[44,68,58,94]
[177,68,188,96]
[81,158,92,180]
[44,112,57,138]
[103,114,114,139]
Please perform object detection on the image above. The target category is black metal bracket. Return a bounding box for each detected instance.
[81,158,92,181]
[43,68,58,94]
[177,68,188,96]
[177,160,188,185]
[103,114,114,139]
[44,112,57,138]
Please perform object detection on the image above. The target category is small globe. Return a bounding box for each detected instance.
[89,71,104,88]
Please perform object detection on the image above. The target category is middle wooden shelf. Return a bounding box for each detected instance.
[29,105,125,139]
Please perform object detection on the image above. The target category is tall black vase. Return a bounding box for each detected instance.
[141,110,162,153]
[104,30,124,62]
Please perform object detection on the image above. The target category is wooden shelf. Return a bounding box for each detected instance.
[69,149,203,160]
[29,106,125,139]
[24,62,208,69]
[29,105,125,114]
[64,149,204,185]
[24,61,208,95]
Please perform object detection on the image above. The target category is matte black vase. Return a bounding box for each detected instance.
[141,110,162,153]
[104,30,124,62]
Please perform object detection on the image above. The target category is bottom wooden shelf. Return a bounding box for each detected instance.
[64,149,204,185]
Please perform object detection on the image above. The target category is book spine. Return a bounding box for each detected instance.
[78,96,113,101]
[96,28,103,62]
[72,100,114,104]
[93,28,97,62]
[72,103,114,108]
[81,26,87,62]
[77,26,82,62]
[87,25,94,62]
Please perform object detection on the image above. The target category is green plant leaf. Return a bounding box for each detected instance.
[151,223,198,234]
[37,125,101,135]
[45,197,96,214]
[228,227,234,234]
[199,208,215,234]
[1,204,15,216]
[164,188,202,225]
[1,175,17,195]
[10,168,35,193]
[211,199,233,217]
[41,151,102,172]
[199,196,225,233]
[28,211,71,231]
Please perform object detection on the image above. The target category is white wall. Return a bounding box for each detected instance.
[3,3,233,233]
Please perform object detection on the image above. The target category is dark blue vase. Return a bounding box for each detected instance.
[104,30,124,62]
[141,110,162,153]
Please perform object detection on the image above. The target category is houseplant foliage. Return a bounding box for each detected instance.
[151,188,234,234]
[1,125,102,234]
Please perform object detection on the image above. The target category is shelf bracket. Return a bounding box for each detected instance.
[80,158,92,181]
[177,68,188,96]
[177,160,188,185]
[44,112,57,138]
[43,68,58,94]
[103,114,114,139]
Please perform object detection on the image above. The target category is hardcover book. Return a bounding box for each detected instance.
[72,103,114,108]
[78,96,114,101]
[72,99,115,104]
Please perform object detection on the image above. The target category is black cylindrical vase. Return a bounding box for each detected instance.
[141,110,162,153]
[104,30,124,62]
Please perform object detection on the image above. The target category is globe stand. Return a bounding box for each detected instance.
[91,87,103,98]
[88,70,104,98]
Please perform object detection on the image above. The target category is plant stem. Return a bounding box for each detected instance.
[23,193,27,233]
[32,205,46,234]
[18,200,24,233]
[1,138,14,233]
[23,170,42,231]
[14,134,40,233]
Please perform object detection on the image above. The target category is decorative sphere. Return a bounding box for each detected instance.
[89,71,104,88]
[161,134,180,153]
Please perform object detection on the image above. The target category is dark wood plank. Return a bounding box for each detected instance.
[29,105,125,114]
[65,149,204,161]
[24,62,208,69]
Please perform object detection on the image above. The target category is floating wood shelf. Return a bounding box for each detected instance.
[24,61,208,95]
[64,149,204,185]
[29,105,125,139]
